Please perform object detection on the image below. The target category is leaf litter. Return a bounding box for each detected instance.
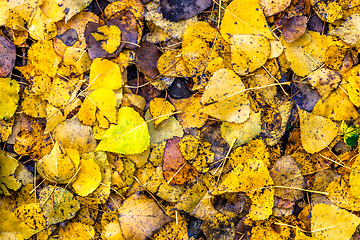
[2,0,360,239]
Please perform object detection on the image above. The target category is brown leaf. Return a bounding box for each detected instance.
[135,41,161,79]
[127,75,162,103]
[280,16,308,43]
[163,136,199,185]
[160,0,213,22]
[0,35,16,77]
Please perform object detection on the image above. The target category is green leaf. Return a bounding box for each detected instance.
[341,120,360,147]
[96,107,150,154]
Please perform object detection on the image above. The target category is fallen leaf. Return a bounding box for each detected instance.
[326,177,360,211]
[329,13,360,47]
[0,78,19,120]
[230,34,270,76]
[157,50,190,78]
[14,203,46,231]
[152,219,189,240]
[28,7,57,40]
[55,0,92,23]
[96,107,150,154]
[149,98,175,127]
[307,68,342,100]
[160,0,212,21]
[38,185,81,226]
[135,41,161,79]
[311,203,360,239]
[220,0,274,42]
[88,58,123,90]
[259,0,292,16]
[298,107,338,154]
[58,221,95,240]
[91,25,121,54]
[200,69,251,123]
[0,153,21,196]
[312,0,344,23]
[72,158,102,197]
[119,192,173,240]
[345,64,360,107]
[270,155,305,201]
[0,35,16,77]
[280,16,308,43]
[53,116,97,153]
[37,142,80,184]
[0,208,38,239]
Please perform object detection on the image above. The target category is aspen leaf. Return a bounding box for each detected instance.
[0,78,19,120]
[345,65,360,107]
[0,208,38,239]
[54,0,92,23]
[349,154,360,198]
[78,88,117,128]
[58,221,95,240]
[14,203,46,231]
[259,0,292,16]
[230,34,271,76]
[311,203,360,239]
[91,25,121,54]
[72,158,102,197]
[152,219,189,240]
[329,13,360,47]
[96,107,150,154]
[52,116,96,153]
[119,193,173,240]
[38,186,81,226]
[307,68,342,100]
[220,0,274,42]
[89,58,123,90]
[298,107,337,154]
[149,98,175,127]
[0,153,21,196]
[340,120,360,147]
[312,88,359,121]
[157,50,190,78]
[63,47,92,74]
[21,94,47,118]
[200,69,251,123]
[37,142,80,184]
[28,7,57,40]
[326,177,360,211]
[40,0,65,22]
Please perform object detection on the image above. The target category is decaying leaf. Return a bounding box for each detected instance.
[0,153,21,196]
[0,208,38,239]
[38,185,81,226]
[329,13,360,47]
[259,0,292,16]
[307,68,342,100]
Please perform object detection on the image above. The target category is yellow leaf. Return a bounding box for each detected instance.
[182,22,231,90]
[72,158,101,197]
[149,98,175,127]
[46,75,77,110]
[311,203,360,239]
[28,7,57,40]
[21,94,47,118]
[308,68,342,100]
[312,1,344,23]
[329,13,360,46]
[326,177,360,211]
[0,78,19,120]
[54,0,92,23]
[350,154,360,198]
[298,107,338,154]
[91,25,121,54]
[0,208,38,239]
[28,40,61,77]
[345,65,360,107]
[89,58,123,90]
[145,110,184,145]
[78,88,117,128]
[40,0,65,22]
[63,47,92,74]
[220,0,274,42]
[102,221,125,240]
[119,193,173,239]
[221,110,261,148]
[37,142,80,184]
[38,185,80,226]
[311,87,359,121]
[214,157,274,220]
[0,153,21,196]
[15,203,46,231]
[230,34,270,76]
[157,50,190,78]
[96,107,150,154]
[152,219,189,240]
[282,31,334,77]
[59,221,95,239]
[200,69,251,123]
